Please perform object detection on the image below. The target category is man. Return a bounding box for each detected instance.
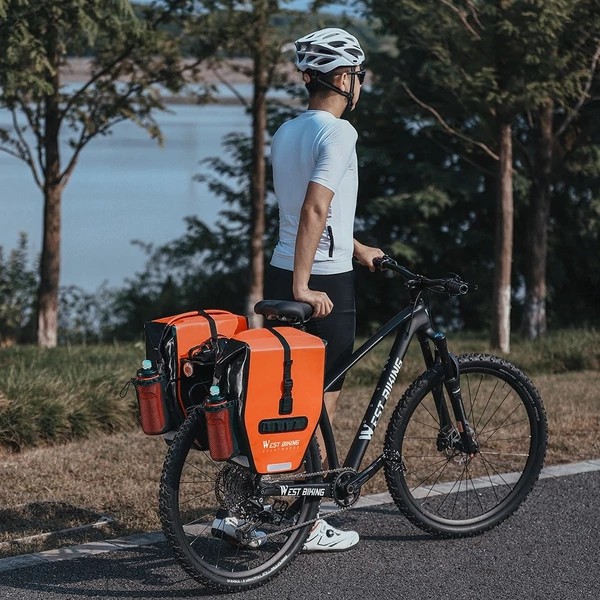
[265,27,384,551]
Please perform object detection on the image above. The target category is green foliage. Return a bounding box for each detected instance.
[0,1,219,183]
[0,344,142,451]
[58,284,117,344]
[1,329,598,451]
[0,234,38,345]
[350,0,600,332]
[345,327,600,389]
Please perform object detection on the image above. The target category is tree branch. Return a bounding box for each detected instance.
[10,110,43,188]
[210,65,250,107]
[403,84,499,160]
[427,131,496,177]
[59,45,136,121]
[438,0,481,40]
[14,96,45,177]
[466,0,483,31]
[59,0,190,120]
[61,116,130,187]
[0,143,24,161]
[556,44,600,138]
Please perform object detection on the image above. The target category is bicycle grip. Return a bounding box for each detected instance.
[373,256,391,270]
[445,280,469,295]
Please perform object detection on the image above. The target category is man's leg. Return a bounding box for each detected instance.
[316,390,341,470]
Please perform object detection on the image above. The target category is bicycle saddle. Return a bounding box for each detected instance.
[254,300,313,323]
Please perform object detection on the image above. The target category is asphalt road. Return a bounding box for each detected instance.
[1,470,598,600]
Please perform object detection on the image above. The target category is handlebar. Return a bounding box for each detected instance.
[373,256,477,296]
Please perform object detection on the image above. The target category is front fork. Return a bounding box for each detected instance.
[419,331,479,456]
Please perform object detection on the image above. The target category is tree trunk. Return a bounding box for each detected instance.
[490,120,514,353]
[37,25,62,348]
[521,101,553,339]
[37,183,62,348]
[246,3,267,329]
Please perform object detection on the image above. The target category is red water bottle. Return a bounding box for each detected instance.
[135,359,168,435]
[204,385,236,461]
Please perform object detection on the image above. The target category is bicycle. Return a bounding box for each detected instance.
[158,255,548,592]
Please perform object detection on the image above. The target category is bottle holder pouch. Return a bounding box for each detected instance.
[203,398,240,462]
[133,372,172,436]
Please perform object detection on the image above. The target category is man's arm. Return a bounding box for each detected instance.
[293,181,335,318]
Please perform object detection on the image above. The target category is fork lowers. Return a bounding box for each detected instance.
[431,332,479,456]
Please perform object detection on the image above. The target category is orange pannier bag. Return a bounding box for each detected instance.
[142,310,248,438]
[216,327,326,474]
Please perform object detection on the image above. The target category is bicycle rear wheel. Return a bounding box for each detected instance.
[384,353,547,537]
[159,408,322,592]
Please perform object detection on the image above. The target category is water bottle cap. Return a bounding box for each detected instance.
[209,385,220,396]
[141,360,152,370]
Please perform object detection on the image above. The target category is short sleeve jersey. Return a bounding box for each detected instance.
[270,110,358,275]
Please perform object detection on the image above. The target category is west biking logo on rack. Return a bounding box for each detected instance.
[359,357,403,440]
[278,485,326,497]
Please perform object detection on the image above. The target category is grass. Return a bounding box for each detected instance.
[0,330,599,558]
[0,343,143,451]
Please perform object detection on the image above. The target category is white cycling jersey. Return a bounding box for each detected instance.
[270,110,358,275]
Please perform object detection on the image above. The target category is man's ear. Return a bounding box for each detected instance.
[339,72,349,90]
[302,72,311,83]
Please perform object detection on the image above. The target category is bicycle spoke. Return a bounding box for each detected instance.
[477,387,519,437]
[407,416,441,431]
[386,355,546,534]
[474,379,500,431]
[415,401,442,428]
[467,463,485,515]
[479,414,530,446]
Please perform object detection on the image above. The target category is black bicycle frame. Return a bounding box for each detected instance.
[319,300,439,475]
[260,297,478,500]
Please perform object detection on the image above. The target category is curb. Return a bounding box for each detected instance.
[1,458,599,573]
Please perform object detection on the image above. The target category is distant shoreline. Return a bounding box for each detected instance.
[61,57,259,84]
[61,57,299,105]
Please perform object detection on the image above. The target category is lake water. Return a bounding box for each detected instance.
[0,102,251,291]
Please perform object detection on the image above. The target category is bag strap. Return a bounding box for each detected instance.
[155,310,218,355]
[267,328,294,415]
[197,309,219,354]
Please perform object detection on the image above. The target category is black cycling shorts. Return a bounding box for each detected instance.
[264,265,356,392]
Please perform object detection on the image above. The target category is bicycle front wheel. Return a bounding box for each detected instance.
[159,408,322,592]
[384,353,547,537]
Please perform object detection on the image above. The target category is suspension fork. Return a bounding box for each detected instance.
[417,331,452,433]
[425,331,479,456]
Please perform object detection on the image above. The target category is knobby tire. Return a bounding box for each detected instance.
[384,354,548,537]
[159,408,322,592]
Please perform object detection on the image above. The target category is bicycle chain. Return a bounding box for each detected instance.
[259,467,356,540]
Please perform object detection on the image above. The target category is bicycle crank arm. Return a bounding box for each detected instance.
[346,455,386,490]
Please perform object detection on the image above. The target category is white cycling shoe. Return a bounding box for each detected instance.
[302,519,359,552]
[211,513,267,549]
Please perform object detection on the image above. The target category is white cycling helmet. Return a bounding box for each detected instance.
[294,28,365,74]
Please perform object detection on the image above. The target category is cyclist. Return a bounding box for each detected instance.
[212,26,382,552]
[264,27,384,551]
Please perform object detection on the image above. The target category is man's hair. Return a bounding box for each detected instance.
[304,66,352,97]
